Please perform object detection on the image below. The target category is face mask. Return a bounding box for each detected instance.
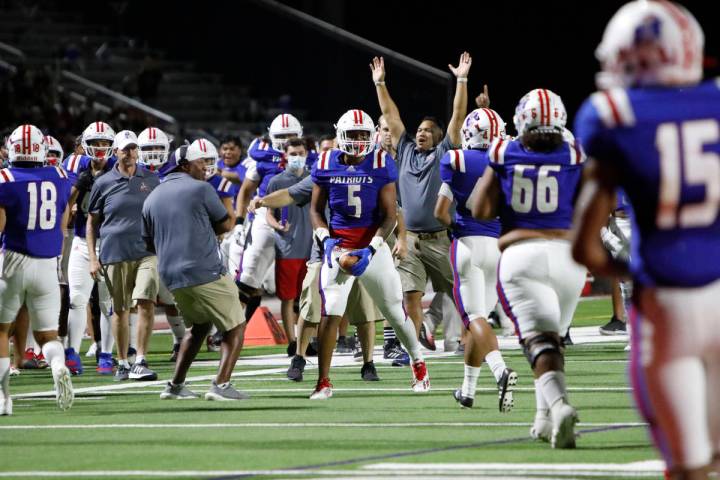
[287,155,306,173]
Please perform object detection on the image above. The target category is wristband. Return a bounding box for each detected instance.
[374,81,385,86]
[314,227,330,242]
[235,216,245,226]
[369,236,384,253]
[456,77,468,83]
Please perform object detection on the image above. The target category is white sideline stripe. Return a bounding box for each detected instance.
[366,461,665,474]
[0,421,647,430]
[63,386,632,394]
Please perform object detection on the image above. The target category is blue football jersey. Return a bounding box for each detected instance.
[440,148,501,239]
[312,148,397,248]
[0,166,72,257]
[488,137,585,231]
[575,82,720,288]
[207,174,238,200]
[217,159,247,184]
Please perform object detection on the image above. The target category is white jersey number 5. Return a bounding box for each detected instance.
[347,185,362,218]
[27,181,58,230]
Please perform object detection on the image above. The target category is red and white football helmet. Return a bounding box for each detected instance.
[461,108,506,150]
[595,1,704,89]
[336,109,375,157]
[269,114,303,151]
[81,121,115,160]
[137,127,170,171]
[187,138,219,179]
[513,89,567,137]
[44,135,64,166]
[6,125,47,164]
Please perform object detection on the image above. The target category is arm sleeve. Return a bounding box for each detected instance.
[288,175,314,206]
[244,160,260,182]
[248,138,282,163]
[202,182,230,224]
[438,182,454,200]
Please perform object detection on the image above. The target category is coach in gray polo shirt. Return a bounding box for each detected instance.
[142,145,247,401]
[370,53,472,349]
[87,130,160,381]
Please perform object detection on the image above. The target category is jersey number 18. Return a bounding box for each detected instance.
[27,181,58,230]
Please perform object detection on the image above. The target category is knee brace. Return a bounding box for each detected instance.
[522,333,564,368]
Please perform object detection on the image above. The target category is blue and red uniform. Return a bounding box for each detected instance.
[439,148,501,239]
[311,148,396,248]
[207,173,238,200]
[487,137,585,231]
[62,154,116,238]
[0,166,72,257]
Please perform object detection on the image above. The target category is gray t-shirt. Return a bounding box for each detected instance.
[267,171,313,260]
[288,175,321,263]
[396,131,455,232]
[88,164,160,264]
[141,172,229,291]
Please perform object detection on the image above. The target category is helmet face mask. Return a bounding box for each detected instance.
[336,109,375,158]
[269,114,303,151]
[81,122,116,161]
[461,108,506,150]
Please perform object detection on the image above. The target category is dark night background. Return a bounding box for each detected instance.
[41,0,720,134]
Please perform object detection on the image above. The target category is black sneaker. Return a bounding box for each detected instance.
[360,361,379,381]
[335,336,352,354]
[286,340,297,357]
[497,367,518,413]
[563,330,573,346]
[453,388,474,408]
[206,333,221,352]
[306,340,319,357]
[287,355,305,382]
[383,339,410,367]
[353,350,364,363]
[487,311,500,328]
[599,317,627,336]
[114,364,130,382]
[169,343,180,363]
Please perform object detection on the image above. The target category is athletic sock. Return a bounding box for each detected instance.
[41,340,65,369]
[538,370,568,412]
[383,327,396,346]
[135,355,145,365]
[128,313,138,350]
[167,315,185,345]
[461,364,481,399]
[534,379,549,418]
[0,358,10,397]
[100,313,114,354]
[67,306,86,353]
[119,359,130,368]
[484,350,507,383]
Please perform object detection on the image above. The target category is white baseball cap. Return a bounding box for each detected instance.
[114,130,138,151]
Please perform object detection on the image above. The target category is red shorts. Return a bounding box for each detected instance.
[275,258,308,301]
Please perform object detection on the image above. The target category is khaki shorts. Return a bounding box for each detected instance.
[300,261,383,325]
[173,275,244,332]
[104,255,159,312]
[398,230,454,294]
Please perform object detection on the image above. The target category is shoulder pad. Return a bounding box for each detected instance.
[55,166,68,179]
[0,168,15,183]
[316,150,332,170]
[568,140,586,165]
[487,138,510,165]
[447,149,466,172]
[372,148,388,169]
[589,88,636,129]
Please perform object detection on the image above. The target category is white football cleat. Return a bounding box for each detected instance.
[411,361,430,393]
[551,403,578,449]
[0,396,12,416]
[309,378,333,400]
[52,365,74,411]
[530,412,552,442]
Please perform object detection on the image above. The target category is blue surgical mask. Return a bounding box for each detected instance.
[287,155,306,173]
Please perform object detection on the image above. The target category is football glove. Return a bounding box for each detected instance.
[347,246,375,277]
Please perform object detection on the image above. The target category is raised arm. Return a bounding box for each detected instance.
[370,57,405,149]
[446,51,472,147]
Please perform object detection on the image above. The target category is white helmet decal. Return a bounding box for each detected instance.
[513,89,567,137]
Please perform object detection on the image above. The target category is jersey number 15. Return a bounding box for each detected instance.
[27,181,58,230]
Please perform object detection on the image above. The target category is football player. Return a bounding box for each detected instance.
[64,121,117,375]
[472,89,587,448]
[435,108,517,412]
[44,136,64,167]
[309,109,429,399]
[0,124,75,414]
[572,2,719,476]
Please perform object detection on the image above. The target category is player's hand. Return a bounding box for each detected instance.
[347,247,374,277]
[392,238,408,261]
[89,258,102,280]
[248,197,262,214]
[449,51,472,79]
[370,56,385,84]
[323,237,341,268]
[276,222,291,233]
[475,84,490,108]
